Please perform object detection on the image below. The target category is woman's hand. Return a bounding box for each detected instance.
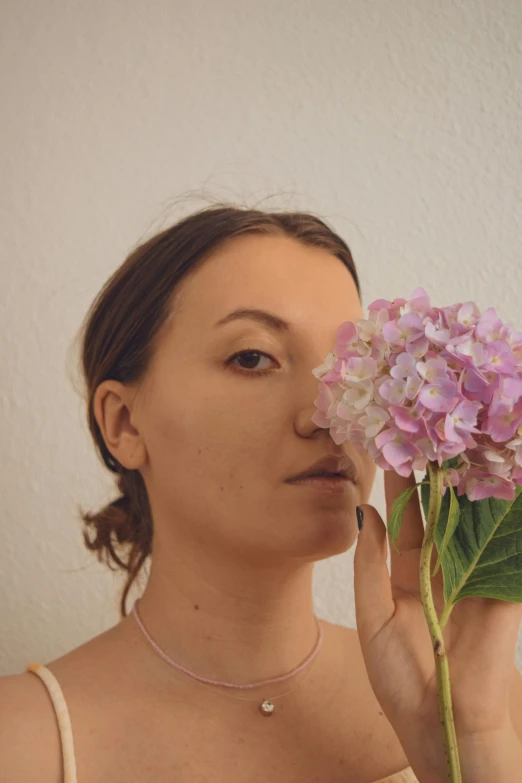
[353,469,522,782]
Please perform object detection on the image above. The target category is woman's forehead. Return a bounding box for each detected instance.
[171,234,362,332]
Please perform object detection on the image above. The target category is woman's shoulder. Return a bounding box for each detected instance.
[0,619,138,782]
[324,619,365,665]
[325,619,358,641]
[325,621,415,780]
[0,670,64,782]
[0,616,132,781]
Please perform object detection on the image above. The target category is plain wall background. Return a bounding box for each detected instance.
[1,0,521,675]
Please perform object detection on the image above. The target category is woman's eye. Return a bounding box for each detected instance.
[227,349,276,376]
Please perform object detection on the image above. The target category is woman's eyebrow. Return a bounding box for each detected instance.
[214,308,292,334]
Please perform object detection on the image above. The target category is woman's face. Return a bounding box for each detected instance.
[131,233,377,564]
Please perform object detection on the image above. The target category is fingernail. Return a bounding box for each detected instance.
[356,506,364,531]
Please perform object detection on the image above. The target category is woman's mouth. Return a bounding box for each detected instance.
[286,474,355,493]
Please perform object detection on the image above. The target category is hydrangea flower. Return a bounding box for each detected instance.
[315,288,522,781]
[312,287,522,502]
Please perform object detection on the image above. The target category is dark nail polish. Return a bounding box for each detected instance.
[356,506,364,531]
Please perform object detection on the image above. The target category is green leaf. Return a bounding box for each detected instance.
[388,481,429,555]
[421,476,522,611]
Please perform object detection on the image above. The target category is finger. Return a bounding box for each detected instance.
[383,469,447,606]
[384,468,425,556]
[354,502,395,648]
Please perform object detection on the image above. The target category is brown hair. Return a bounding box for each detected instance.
[74,201,361,619]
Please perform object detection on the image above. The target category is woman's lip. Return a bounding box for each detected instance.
[286,476,355,492]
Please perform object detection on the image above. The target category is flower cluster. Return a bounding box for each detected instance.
[311,287,522,501]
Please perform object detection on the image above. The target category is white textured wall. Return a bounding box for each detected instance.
[1,0,521,675]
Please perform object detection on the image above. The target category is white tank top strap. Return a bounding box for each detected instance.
[26,662,78,783]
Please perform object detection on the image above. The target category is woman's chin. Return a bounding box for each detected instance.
[280,517,358,560]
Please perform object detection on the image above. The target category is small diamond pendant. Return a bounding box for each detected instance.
[259,700,275,716]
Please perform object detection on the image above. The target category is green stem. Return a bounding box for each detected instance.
[439,600,453,632]
[420,461,462,782]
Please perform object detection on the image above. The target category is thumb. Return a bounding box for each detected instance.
[353,504,395,649]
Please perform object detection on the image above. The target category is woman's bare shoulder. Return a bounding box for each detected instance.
[0,620,138,783]
[324,620,412,774]
[0,671,63,782]
[324,619,357,639]
[323,619,360,656]
[0,619,131,782]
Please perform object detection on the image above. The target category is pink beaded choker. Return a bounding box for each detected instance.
[132,598,324,716]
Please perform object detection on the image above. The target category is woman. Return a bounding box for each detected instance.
[2,204,522,782]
